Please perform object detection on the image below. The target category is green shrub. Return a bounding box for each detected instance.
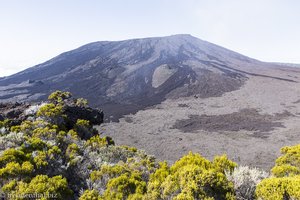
[3,174,73,200]
[146,152,236,200]
[76,98,88,107]
[271,144,300,177]
[145,161,170,199]
[48,90,72,104]
[255,143,300,199]
[104,172,146,200]
[256,176,300,199]
[0,148,28,167]
[85,135,114,150]
[37,103,63,118]
[0,161,34,178]
[0,119,11,129]
[79,189,102,200]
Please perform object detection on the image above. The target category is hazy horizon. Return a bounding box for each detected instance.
[1,0,300,76]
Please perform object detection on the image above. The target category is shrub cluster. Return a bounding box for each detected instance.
[0,91,152,199]
[256,144,300,199]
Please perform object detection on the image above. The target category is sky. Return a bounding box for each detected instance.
[1,0,300,76]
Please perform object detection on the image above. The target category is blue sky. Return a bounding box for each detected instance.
[1,0,300,76]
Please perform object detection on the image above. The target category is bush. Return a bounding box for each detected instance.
[74,119,101,140]
[76,98,88,107]
[103,172,146,199]
[256,143,300,199]
[85,135,114,150]
[256,176,300,199]
[37,103,63,118]
[48,91,72,104]
[271,144,300,177]
[146,152,236,200]
[226,166,268,200]
[79,189,102,200]
[2,175,73,200]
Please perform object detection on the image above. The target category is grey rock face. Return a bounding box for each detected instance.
[0,34,271,121]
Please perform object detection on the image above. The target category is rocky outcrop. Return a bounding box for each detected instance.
[64,105,104,130]
[0,102,30,125]
[0,101,104,128]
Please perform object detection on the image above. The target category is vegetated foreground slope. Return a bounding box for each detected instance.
[1,91,300,200]
[0,34,296,121]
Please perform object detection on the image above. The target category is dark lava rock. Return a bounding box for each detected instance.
[0,102,30,126]
[172,109,286,137]
[6,109,23,119]
[0,102,30,120]
[64,105,104,128]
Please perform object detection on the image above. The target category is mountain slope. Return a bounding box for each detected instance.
[0,34,296,121]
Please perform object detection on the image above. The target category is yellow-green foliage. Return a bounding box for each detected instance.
[32,126,58,139]
[90,161,150,200]
[90,164,128,182]
[120,145,137,153]
[0,161,34,178]
[79,189,102,200]
[0,120,5,128]
[146,161,170,199]
[90,152,236,200]
[66,143,81,165]
[74,119,94,139]
[67,129,79,140]
[104,172,146,200]
[0,119,10,128]
[66,143,80,157]
[0,149,28,167]
[48,90,72,104]
[15,119,47,135]
[146,152,236,200]
[10,125,21,133]
[76,119,90,127]
[76,98,88,107]
[3,175,72,200]
[256,176,300,199]
[0,136,62,180]
[212,155,237,173]
[21,137,47,152]
[85,135,110,149]
[33,151,48,168]
[2,179,17,192]
[271,144,300,177]
[37,103,63,118]
[256,143,300,199]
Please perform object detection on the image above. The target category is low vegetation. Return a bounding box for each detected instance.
[0,91,299,199]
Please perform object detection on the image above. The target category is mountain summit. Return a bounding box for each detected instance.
[0,34,295,120]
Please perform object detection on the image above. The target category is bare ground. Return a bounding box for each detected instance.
[98,69,300,170]
[172,109,289,137]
